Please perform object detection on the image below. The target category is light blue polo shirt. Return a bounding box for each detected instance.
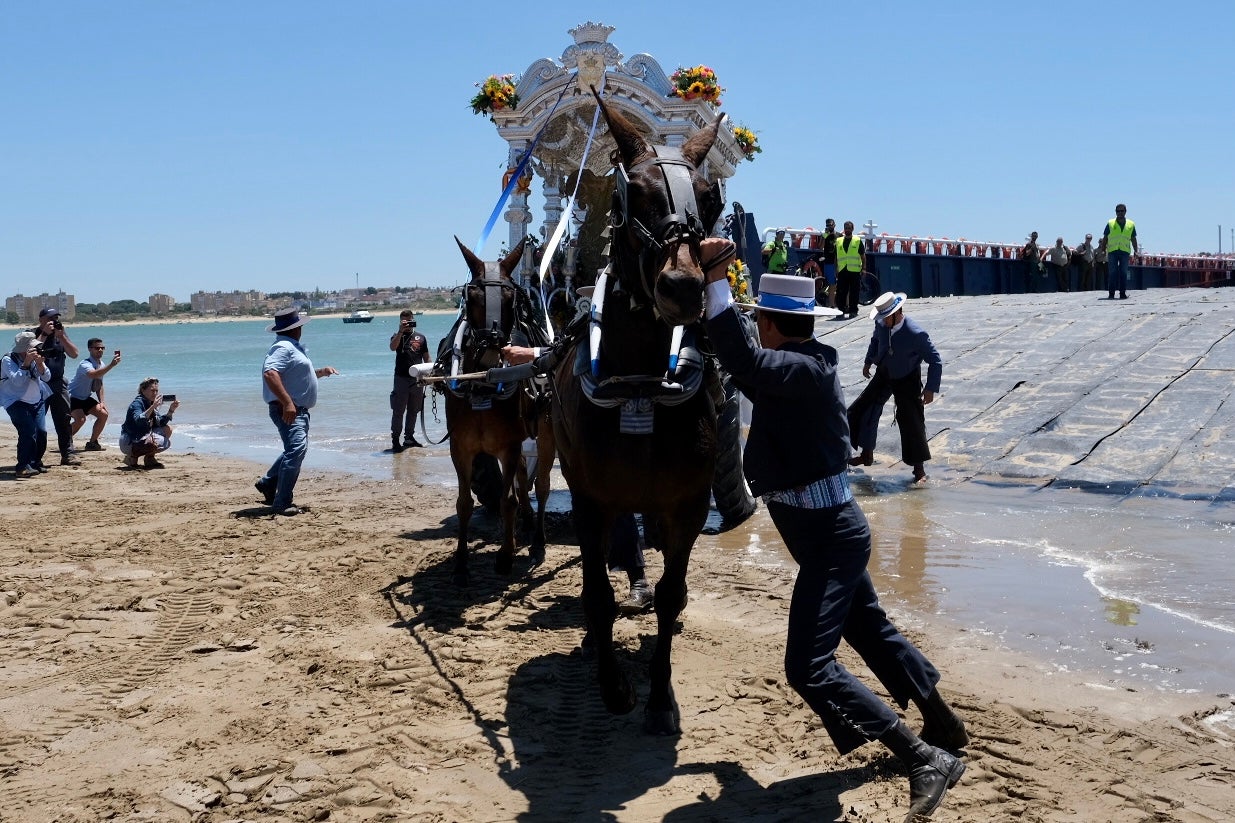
[262,336,318,408]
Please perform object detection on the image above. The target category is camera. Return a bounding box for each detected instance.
[52,319,63,330]
[163,394,177,402]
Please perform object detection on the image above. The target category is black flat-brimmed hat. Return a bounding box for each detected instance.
[267,307,309,333]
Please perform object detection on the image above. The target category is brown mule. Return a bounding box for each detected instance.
[548,90,726,735]
[442,238,553,586]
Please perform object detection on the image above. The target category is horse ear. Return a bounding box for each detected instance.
[501,238,526,278]
[681,112,723,169]
[592,86,648,166]
[455,235,485,280]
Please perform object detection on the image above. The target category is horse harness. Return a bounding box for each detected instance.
[612,145,720,305]
[439,264,546,411]
[554,145,721,433]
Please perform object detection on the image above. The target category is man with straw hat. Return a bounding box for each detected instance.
[847,291,943,483]
[256,307,338,516]
[699,238,967,821]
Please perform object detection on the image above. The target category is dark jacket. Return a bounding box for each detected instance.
[863,315,943,393]
[706,307,851,496]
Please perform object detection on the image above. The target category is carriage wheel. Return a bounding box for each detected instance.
[858,271,882,306]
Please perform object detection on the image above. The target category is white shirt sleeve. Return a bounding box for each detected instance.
[705,278,734,320]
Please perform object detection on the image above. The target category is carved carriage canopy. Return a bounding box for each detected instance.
[487,22,743,288]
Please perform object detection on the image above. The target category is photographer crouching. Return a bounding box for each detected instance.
[119,377,180,469]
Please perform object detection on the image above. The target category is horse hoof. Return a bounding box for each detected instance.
[578,630,596,660]
[601,678,637,716]
[528,543,546,569]
[643,706,682,736]
[494,551,514,576]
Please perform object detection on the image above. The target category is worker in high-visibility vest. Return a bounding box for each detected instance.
[761,229,790,274]
[834,220,866,319]
[1102,203,1139,300]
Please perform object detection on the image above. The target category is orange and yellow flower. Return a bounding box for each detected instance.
[470,74,520,116]
[669,65,723,105]
[733,125,762,162]
[727,258,754,304]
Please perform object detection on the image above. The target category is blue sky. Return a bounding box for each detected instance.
[3,1,1232,304]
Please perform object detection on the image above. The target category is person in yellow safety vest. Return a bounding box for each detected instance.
[834,221,866,319]
[762,229,790,274]
[1102,203,1139,300]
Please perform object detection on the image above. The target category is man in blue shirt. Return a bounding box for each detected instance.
[256,308,338,516]
[847,292,943,483]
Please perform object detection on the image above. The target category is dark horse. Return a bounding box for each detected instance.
[442,237,554,586]
[550,93,725,734]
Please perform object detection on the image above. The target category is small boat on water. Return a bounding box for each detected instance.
[342,310,374,324]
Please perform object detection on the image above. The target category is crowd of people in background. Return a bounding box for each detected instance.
[1018,204,1138,298]
[760,204,1143,306]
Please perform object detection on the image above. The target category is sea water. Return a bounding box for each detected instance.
[55,316,1235,698]
[68,312,462,483]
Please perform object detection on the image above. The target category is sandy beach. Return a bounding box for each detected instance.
[1,427,1233,822]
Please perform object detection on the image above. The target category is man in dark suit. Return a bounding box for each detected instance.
[847,292,943,483]
[700,237,966,821]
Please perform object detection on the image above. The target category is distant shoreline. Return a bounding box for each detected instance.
[0,308,457,333]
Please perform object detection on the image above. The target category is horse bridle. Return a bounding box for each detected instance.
[611,145,718,303]
[463,262,518,369]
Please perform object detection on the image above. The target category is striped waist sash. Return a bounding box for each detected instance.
[762,470,853,509]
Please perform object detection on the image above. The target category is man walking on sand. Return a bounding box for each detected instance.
[847,292,943,484]
[699,236,967,821]
[256,308,338,517]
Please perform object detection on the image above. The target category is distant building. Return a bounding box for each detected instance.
[190,290,264,315]
[148,293,176,315]
[5,291,75,323]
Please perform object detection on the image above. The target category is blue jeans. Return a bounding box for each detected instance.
[767,499,941,754]
[1108,250,1130,296]
[262,403,310,509]
[35,400,49,465]
[6,400,43,471]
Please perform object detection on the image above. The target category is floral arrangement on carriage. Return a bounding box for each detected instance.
[470,74,519,118]
[732,124,761,162]
[727,258,754,305]
[668,65,723,106]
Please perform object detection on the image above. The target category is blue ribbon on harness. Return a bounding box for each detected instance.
[474,78,574,255]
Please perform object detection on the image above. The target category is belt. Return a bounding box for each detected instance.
[762,470,853,509]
